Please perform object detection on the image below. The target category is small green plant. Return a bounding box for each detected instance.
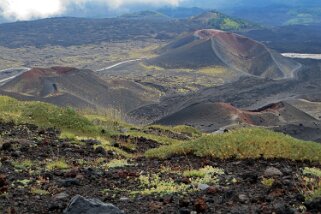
[105,159,131,169]
[183,166,224,186]
[134,174,189,196]
[133,166,224,196]
[12,160,33,170]
[303,167,321,177]
[302,167,321,200]
[31,188,49,195]
[262,178,275,187]
[15,179,32,186]
[183,166,224,178]
[46,160,69,171]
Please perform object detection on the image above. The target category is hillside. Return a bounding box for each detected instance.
[147,29,301,79]
[156,101,321,138]
[243,24,321,53]
[1,97,321,213]
[0,12,258,48]
[190,10,258,31]
[128,60,321,142]
[0,67,160,113]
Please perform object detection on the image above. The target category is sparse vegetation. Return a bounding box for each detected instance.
[302,167,321,200]
[133,166,223,196]
[30,188,49,196]
[183,166,224,179]
[15,179,32,186]
[46,160,70,171]
[183,166,224,185]
[206,11,257,31]
[0,96,98,135]
[198,66,228,76]
[145,128,321,162]
[140,63,165,71]
[105,159,131,169]
[304,167,321,177]
[12,160,34,170]
[134,174,189,196]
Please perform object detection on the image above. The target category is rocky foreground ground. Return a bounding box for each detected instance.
[0,122,321,213]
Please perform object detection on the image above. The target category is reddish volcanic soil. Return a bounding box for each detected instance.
[194,29,264,56]
[216,102,255,125]
[21,67,77,79]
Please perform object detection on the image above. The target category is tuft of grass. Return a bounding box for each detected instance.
[31,188,49,196]
[12,160,34,170]
[261,178,275,187]
[183,166,224,178]
[133,174,189,196]
[91,137,131,158]
[105,159,131,169]
[16,179,32,186]
[46,160,70,171]
[302,168,321,200]
[304,167,321,177]
[145,128,321,162]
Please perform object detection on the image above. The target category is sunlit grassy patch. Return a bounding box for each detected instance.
[105,159,131,169]
[133,166,223,196]
[145,128,321,162]
[139,63,165,71]
[198,66,228,76]
[0,96,98,136]
[46,159,70,171]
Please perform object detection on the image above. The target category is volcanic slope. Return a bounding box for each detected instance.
[147,29,301,79]
[156,101,321,140]
[0,67,159,112]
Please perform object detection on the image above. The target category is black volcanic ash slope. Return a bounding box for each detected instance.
[147,29,301,79]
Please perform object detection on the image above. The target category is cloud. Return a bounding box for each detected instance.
[0,0,183,20]
[0,0,64,20]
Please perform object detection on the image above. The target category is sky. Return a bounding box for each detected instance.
[0,0,318,22]
[0,0,182,20]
